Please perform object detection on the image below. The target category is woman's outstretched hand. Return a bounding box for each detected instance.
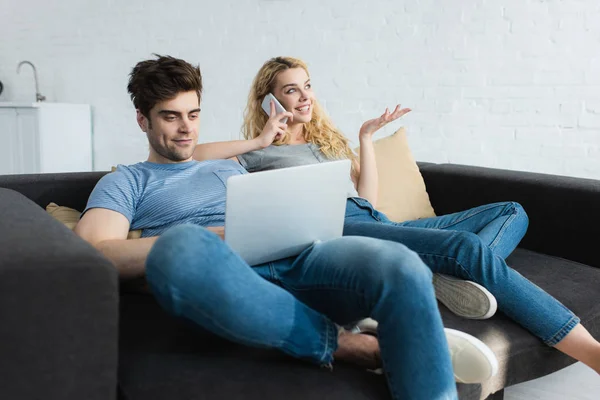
[257,100,294,148]
[359,105,411,140]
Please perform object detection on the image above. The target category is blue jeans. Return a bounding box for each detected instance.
[393,201,529,260]
[344,198,580,346]
[146,224,458,400]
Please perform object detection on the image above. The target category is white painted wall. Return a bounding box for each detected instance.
[2,0,600,178]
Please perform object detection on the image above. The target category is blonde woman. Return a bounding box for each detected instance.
[194,56,600,378]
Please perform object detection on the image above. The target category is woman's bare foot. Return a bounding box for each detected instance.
[554,323,600,375]
[333,329,381,369]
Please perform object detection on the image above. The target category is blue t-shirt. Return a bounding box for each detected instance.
[83,159,247,238]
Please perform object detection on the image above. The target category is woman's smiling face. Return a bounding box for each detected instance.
[272,67,315,124]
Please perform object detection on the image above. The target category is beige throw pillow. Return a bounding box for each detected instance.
[46,203,142,239]
[46,203,81,230]
[356,127,436,222]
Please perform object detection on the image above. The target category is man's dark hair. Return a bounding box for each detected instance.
[127,54,203,119]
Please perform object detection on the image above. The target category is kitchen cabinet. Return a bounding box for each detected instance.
[0,103,92,174]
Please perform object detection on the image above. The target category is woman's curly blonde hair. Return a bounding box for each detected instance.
[242,56,356,162]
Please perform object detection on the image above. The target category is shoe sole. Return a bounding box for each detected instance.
[433,274,497,319]
[445,328,499,383]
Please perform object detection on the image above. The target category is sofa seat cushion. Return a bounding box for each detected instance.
[450,248,600,400]
[117,249,600,400]
[118,293,390,400]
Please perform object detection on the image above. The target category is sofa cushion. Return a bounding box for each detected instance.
[118,294,390,400]
[357,127,436,222]
[117,249,600,400]
[46,202,81,230]
[45,202,142,239]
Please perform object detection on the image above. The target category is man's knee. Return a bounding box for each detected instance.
[146,224,222,284]
[382,247,433,286]
[343,237,433,286]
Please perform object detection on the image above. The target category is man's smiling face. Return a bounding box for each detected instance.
[138,90,201,163]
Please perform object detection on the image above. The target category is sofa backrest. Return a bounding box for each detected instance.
[0,171,109,211]
[421,163,600,270]
[0,162,436,213]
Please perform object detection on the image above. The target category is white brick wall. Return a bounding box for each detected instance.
[1,0,600,179]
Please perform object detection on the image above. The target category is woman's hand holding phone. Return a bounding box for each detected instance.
[359,104,411,141]
[257,100,294,148]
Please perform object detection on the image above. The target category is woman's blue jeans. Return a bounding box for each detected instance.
[344,198,580,346]
[146,225,459,400]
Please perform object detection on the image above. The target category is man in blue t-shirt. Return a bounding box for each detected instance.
[75,55,496,399]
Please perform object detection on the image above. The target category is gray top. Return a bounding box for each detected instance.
[237,143,359,197]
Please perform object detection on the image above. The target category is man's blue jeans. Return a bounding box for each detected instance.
[146,225,459,400]
[344,198,580,346]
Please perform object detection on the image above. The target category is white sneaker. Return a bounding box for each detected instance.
[433,274,498,320]
[351,317,378,334]
[445,328,498,383]
[353,319,499,383]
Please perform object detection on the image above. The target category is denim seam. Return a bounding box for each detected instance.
[544,315,580,346]
[488,208,517,252]
[320,317,337,365]
[268,262,280,283]
[414,252,477,283]
[433,203,512,230]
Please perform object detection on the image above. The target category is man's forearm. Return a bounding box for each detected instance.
[97,237,159,280]
[194,139,263,161]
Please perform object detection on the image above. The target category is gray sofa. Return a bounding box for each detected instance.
[1,163,599,400]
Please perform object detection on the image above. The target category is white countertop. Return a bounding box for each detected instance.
[0,102,42,108]
[0,102,90,109]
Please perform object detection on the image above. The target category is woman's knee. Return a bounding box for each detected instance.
[510,201,529,229]
[453,230,488,255]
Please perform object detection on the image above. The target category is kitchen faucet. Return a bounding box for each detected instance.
[17,61,46,102]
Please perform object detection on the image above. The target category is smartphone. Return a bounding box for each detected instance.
[261,93,288,124]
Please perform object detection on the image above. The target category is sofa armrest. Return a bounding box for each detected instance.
[0,188,119,400]
[420,164,600,269]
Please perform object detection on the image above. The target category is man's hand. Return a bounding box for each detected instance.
[359,105,411,141]
[206,226,225,240]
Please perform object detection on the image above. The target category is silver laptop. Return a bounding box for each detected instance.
[225,160,351,266]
